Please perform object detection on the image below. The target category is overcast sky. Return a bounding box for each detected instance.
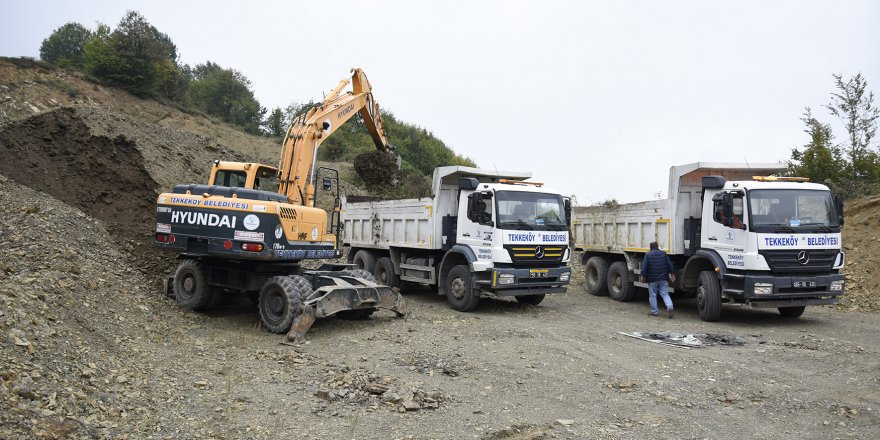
[3,1,879,204]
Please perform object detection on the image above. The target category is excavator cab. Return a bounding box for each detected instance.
[208,160,280,193]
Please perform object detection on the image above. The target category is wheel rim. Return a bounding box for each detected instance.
[378,268,387,284]
[263,289,286,324]
[450,277,466,300]
[180,274,196,299]
[611,272,621,292]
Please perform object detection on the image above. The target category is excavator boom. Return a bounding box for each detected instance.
[277,68,394,206]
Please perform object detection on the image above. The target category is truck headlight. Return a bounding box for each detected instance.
[559,271,571,282]
[754,282,774,295]
[830,280,845,291]
[498,273,515,285]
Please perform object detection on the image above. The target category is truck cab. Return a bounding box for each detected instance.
[691,175,845,313]
[456,177,572,295]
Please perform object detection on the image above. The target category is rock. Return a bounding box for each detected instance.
[13,376,38,400]
[555,419,575,426]
[116,375,128,384]
[401,399,421,411]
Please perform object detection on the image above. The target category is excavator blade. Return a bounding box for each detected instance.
[286,304,317,343]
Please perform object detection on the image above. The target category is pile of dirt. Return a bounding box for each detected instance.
[353,150,401,189]
[840,196,880,312]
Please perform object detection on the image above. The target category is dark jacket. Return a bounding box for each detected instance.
[641,249,674,282]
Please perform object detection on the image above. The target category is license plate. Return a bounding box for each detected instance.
[792,280,817,288]
[529,269,549,279]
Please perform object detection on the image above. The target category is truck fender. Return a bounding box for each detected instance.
[682,250,725,290]
[438,245,477,295]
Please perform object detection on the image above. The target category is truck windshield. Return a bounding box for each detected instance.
[496,191,567,231]
[748,189,839,232]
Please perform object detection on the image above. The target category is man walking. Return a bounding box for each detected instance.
[640,242,676,318]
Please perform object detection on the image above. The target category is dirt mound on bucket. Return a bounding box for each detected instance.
[353,150,401,190]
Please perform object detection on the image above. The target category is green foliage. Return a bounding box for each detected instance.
[789,73,880,195]
[83,12,184,99]
[788,108,844,183]
[39,22,93,68]
[188,61,265,134]
[597,198,619,207]
[263,107,286,137]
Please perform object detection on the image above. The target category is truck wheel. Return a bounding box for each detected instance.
[516,294,545,306]
[584,257,609,296]
[258,275,312,333]
[697,271,722,322]
[173,259,214,311]
[446,265,479,312]
[778,306,805,318]
[352,250,377,273]
[607,261,636,302]
[373,257,399,288]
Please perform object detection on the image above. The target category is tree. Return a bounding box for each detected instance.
[263,107,286,137]
[826,73,880,180]
[83,11,184,99]
[189,61,265,134]
[788,107,844,183]
[39,22,93,68]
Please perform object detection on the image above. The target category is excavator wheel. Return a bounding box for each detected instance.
[258,275,312,333]
[173,259,214,311]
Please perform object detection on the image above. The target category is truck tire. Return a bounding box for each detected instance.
[336,269,378,320]
[352,250,377,273]
[607,261,636,302]
[697,271,722,322]
[373,257,399,288]
[778,306,806,318]
[584,256,609,296]
[258,275,312,333]
[446,265,479,312]
[516,294,545,306]
[173,259,214,311]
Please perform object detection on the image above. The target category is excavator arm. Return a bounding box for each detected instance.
[277,68,395,206]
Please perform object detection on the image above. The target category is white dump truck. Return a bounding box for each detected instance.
[572,162,846,321]
[342,166,572,311]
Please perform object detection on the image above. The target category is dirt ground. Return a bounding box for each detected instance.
[2,58,879,439]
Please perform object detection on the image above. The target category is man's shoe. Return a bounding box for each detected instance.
[648,312,658,317]
[667,308,674,319]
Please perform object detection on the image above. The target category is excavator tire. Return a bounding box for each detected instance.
[258,275,312,333]
[173,259,214,311]
[335,269,379,320]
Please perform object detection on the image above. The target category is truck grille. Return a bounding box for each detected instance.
[759,249,839,273]
[504,245,565,266]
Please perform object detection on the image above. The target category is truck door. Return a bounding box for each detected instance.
[458,191,494,262]
[703,191,748,270]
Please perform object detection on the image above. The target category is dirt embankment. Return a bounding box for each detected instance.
[840,196,880,312]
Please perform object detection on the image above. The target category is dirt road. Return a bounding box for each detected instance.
[125,282,878,440]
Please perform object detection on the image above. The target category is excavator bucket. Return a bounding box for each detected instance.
[285,272,406,342]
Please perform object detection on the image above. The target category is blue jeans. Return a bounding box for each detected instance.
[648,280,673,314]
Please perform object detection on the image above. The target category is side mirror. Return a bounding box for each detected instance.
[834,193,845,226]
[722,193,734,227]
[322,176,332,190]
[564,198,572,226]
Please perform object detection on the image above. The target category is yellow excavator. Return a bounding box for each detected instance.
[153,68,405,341]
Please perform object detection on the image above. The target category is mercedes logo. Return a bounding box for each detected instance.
[535,246,545,259]
[797,250,810,265]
